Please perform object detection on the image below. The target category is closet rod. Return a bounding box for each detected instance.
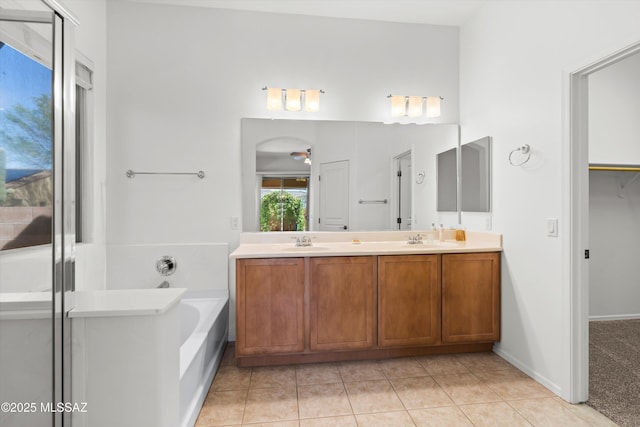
[589,165,640,172]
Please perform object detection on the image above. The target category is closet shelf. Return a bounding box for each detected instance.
[589,164,640,172]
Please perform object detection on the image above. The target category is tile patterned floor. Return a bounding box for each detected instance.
[195,344,617,427]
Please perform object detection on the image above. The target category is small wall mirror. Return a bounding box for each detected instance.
[436,136,492,214]
[461,136,491,212]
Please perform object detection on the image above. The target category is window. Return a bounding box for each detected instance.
[260,176,309,231]
[75,60,93,243]
[0,41,53,251]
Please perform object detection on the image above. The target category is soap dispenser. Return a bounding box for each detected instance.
[426,223,436,243]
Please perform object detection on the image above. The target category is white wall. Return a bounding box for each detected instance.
[460,0,640,400]
[106,1,459,246]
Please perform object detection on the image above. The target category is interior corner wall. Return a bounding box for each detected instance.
[459,0,640,400]
[105,1,459,249]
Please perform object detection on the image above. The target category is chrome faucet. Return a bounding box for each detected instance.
[407,234,423,245]
[295,235,313,247]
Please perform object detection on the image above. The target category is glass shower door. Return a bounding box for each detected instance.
[0,2,74,425]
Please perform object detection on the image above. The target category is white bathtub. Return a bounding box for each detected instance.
[179,291,229,427]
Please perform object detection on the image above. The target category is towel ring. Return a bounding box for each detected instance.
[509,144,531,166]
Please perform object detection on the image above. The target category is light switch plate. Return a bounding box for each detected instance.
[547,218,558,237]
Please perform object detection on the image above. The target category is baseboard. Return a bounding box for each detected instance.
[492,344,563,398]
[589,314,640,321]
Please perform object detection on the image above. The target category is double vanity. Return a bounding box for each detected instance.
[230,230,502,367]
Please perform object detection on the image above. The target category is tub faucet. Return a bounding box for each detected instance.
[156,256,177,276]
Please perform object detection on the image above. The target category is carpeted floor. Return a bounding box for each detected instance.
[588,319,640,427]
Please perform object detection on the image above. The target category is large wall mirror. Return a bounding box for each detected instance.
[241,118,459,232]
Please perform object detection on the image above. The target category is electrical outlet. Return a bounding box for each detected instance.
[230,216,240,230]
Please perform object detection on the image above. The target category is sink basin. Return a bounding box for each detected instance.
[398,241,460,248]
[283,246,330,251]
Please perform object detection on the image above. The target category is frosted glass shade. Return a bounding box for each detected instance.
[407,96,423,117]
[266,87,282,110]
[390,95,406,117]
[426,96,441,118]
[304,89,320,112]
[286,89,302,111]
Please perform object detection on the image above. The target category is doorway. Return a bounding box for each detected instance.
[318,160,349,231]
[393,151,412,230]
[568,40,640,405]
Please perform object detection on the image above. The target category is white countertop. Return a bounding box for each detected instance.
[69,288,187,318]
[230,230,502,259]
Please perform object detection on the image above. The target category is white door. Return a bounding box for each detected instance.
[319,160,349,231]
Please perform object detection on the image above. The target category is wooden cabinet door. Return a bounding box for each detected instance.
[378,255,441,347]
[236,258,305,355]
[309,256,376,351]
[442,252,500,343]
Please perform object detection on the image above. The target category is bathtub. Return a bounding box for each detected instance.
[179,290,229,427]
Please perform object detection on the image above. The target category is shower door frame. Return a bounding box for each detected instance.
[0,2,77,425]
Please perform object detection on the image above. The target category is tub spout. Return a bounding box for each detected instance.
[157,280,170,288]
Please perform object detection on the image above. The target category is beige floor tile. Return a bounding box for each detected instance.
[416,355,470,376]
[250,365,297,389]
[459,401,531,427]
[455,352,512,373]
[355,410,416,427]
[344,379,404,414]
[241,422,299,427]
[432,373,502,405]
[212,365,252,391]
[508,397,591,426]
[197,389,247,426]
[409,407,474,426]
[297,382,352,419]
[475,368,554,400]
[298,415,358,427]
[390,376,455,409]
[338,360,385,382]
[296,363,342,386]
[243,387,299,424]
[378,357,429,379]
[552,398,619,426]
[220,344,236,366]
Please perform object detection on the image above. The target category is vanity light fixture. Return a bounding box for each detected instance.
[266,87,283,110]
[262,87,325,112]
[388,94,444,118]
[286,88,302,111]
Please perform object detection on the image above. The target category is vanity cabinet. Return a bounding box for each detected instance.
[234,250,501,366]
[236,258,305,356]
[378,255,441,347]
[309,257,376,351]
[442,253,500,343]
